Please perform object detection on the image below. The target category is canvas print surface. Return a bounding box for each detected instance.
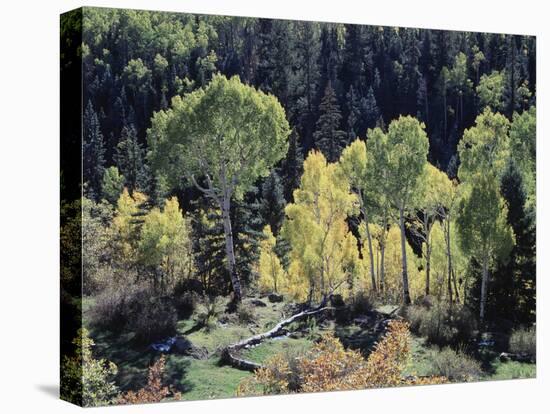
[60,7,536,407]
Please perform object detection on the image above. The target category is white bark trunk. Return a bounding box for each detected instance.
[399,207,411,305]
[221,197,242,302]
[480,255,489,322]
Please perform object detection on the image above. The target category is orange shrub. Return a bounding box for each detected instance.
[237,320,446,396]
[118,356,181,404]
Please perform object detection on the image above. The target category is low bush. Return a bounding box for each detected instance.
[405,301,477,347]
[118,356,181,404]
[172,291,198,319]
[237,321,446,396]
[126,291,178,344]
[89,284,135,332]
[425,347,482,382]
[90,283,178,343]
[350,291,373,316]
[236,303,257,325]
[509,326,536,358]
[197,296,224,332]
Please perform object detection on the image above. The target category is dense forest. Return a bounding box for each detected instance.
[60,7,536,407]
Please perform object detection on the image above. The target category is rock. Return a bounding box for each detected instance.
[170,336,209,359]
[250,299,267,307]
[268,293,284,303]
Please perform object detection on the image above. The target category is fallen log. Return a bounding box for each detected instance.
[221,305,332,372]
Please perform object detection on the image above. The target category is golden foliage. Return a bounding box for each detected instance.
[236,354,292,397]
[282,150,359,302]
[237,320,446,396]
[257,225,285,293]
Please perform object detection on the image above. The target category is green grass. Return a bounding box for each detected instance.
[179,358,252,401]
[487,359,536,380]
[405,334,536,382]
[242,336,312,363]
[404,335,433,377]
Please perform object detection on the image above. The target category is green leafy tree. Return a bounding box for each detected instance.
[510,106,536,206]
[148,74,290,302]
[449,52,472,127]
[61,328,119,407]
[458,108,510,183]
[101,166,125,204]
[476,71,505,112]
[411,164,453,296]
[367,116,429,304]
[338,138,384,293]
[456,174,514,322]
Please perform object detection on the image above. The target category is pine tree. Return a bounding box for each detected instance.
[83,101,106,200]
[260,170,286,236]
[282,129,304,202]
[115,124,149,192]
[497,160,536,323]
[341,24,365,93]
[231,189,265,290]
[313,83,347,162]
[364,86,381,130]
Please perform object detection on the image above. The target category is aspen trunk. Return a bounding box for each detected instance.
[480,255,489,322]
[364,220,377,293]
[424,216,431,296]
[445,219,453,303]
[380,241,386,295]
[399,207,411,305]
[221,198,242,302]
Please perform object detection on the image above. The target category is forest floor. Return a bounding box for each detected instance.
[83,295,535,401]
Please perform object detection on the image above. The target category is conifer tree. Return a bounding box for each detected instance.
[281,129,304,202]
[260,170,286,236]
[83,101,106,199]
[115,124,149,192]
[313,83,347,162]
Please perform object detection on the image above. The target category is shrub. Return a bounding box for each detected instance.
[236,302,257,325]
[405,302,477,347]
[509,326,536,358]
[91,283,178,343]
[350,291,373,316]
[172,291,198,319]
[89,283,135,332]
[425,347,482,381]
[126,291,178,344]
[197,296,223,331]
[119,356,181,404]
[61,328,119,407]
[237,320,446,396]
